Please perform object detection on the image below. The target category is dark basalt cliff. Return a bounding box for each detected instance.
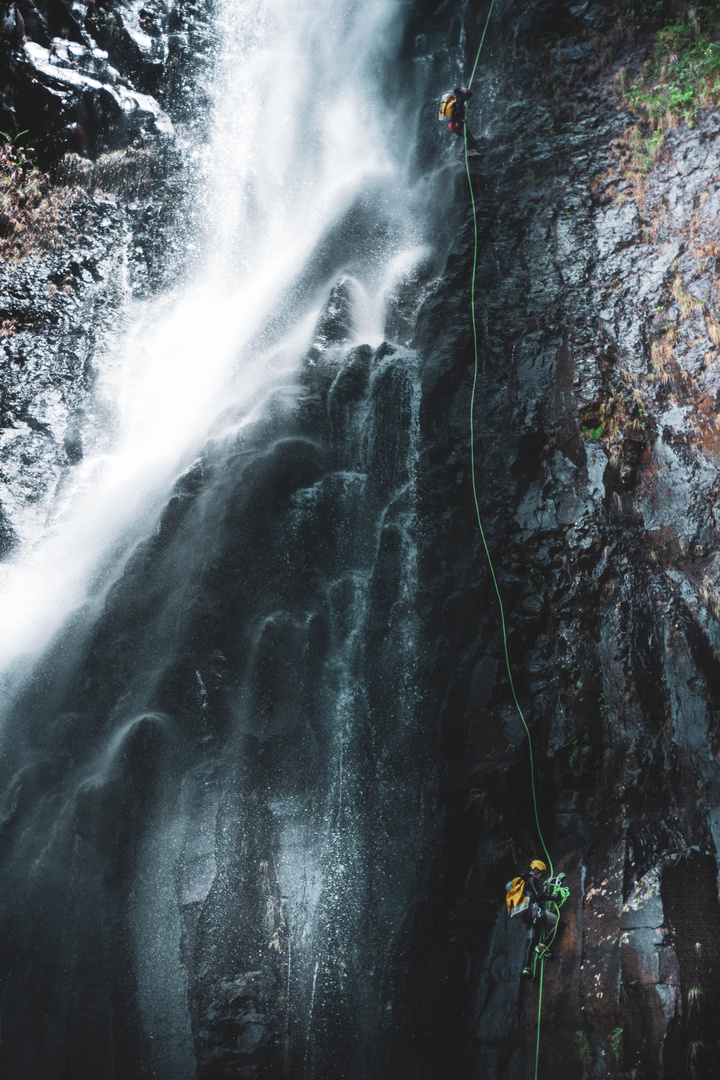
[1,0,720,1078]
[402,2,720,1077]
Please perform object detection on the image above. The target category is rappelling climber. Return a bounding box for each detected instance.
[437,87,479,155]
[506,859,558,980]
[449,86,471,135]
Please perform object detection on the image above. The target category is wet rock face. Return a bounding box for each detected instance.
[386,2,720,1078]
[0,0,201,555]
[0,0,212,159]
[0,271,425,1078]
[0,202,126,552]
[0,157,187,556]
[3,0,720,1076]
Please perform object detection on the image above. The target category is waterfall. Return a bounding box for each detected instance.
[0,0,459,1075]
[0,0,429,675]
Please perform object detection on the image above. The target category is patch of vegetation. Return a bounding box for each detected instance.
[594,373,650,449]
[581,381,647,453]
[57,145,158,199]
[613,11,720,182]
[650,325,678,388]
[0,140,83,261]
[464,787,487,813]
[575,1029,592,1069]
[568,738,591,775]
[647,264,720,413]
[626,17,720,129]
[503,835,520,862]
[612,122,665,187]
[594,9,720,202]
[611,1025,623,1064]
[671,271,703,318]
[582,422,605,440]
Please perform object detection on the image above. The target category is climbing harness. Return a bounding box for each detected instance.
[525,875,571,980]
[461,3,570,1078]
[546,874,571,907]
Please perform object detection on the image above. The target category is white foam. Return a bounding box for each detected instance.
[0,0,423,679]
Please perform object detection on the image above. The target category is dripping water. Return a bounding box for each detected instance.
[0,0,468,1075]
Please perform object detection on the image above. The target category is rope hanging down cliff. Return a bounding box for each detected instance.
[461,6,568,1079]
[463,0,550,873]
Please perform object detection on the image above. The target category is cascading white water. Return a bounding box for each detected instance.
[0,0,463,1075]
[0,0,430,680]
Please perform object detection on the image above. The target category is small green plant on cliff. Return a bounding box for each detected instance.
[651,329,677,388]
[672,273,703,319]
[503,836,520,862]
[611,1026,623,1064]
[581,402,607,442]
[569,740,591,774]
[632,388,648,431]
[575,1030,592,1069]
[464,787,487,813]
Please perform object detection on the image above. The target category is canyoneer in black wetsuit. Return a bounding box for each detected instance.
[437,86,479,155]
[448,86,470,135]
[506,859,558,979]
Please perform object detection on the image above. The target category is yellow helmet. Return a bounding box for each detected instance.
[530,860,547,872]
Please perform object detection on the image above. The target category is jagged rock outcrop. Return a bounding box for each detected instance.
[0,0,212,156]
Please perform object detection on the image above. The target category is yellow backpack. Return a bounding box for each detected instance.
[506,877,529,916]
[438,93,456,121]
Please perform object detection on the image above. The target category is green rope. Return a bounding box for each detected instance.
[525,900,561,1080]
[527,879,569,981]
[529,893,567,1080]
[462,81,551,878]
[461,7,556,1078]
[467,0,496,90]
[535,956,545,1080]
